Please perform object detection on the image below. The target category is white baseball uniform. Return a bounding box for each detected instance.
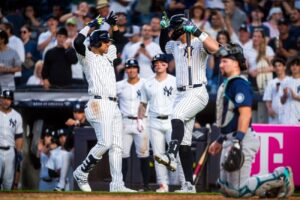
[75,26,125,191]
[0,108,23,190]
[165,38,209,145]
[39,152,57,191]
[263,76,291,124]
[280,77,300,124]
[116,78,149,158]
[140,74,184,185]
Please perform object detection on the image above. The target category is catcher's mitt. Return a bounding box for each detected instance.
[222,140,244,172]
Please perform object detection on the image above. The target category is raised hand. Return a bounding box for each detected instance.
[88,15,104,28]
[160,11,170,29]
[106,11,118,26]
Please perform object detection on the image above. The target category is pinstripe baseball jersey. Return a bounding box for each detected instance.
[77,44,117,97]
[116,78,145,117]
[140,74,177,116]
[0,109,23,147]
[165,38,208,87]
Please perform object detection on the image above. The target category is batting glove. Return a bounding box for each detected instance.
[88,16,104,28]
[160,12,170,29]
[137,118,144,132]
[183,21,202,37]
[106,11,118,26]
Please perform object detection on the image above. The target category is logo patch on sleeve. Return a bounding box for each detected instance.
[235,93,245,103]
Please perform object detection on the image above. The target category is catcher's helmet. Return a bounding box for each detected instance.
[125,58,140,72]
[1,90,14,100]
[151,54,169,72]
[217,43,247,71]
[89,30,112,48]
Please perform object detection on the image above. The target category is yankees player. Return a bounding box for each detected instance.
[208,43,294,198]
[280,57,300,125]
[72,15,135,192]
[263,58,290,124]
[116,58,150,191]
[155,14,219,192]
[138,54,184,192]
[0,90,23,190]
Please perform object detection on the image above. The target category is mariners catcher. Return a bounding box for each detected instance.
[209,43,294,198]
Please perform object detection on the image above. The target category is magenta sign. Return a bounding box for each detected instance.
[251,124,300,186]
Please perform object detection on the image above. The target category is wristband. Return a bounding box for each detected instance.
[199,32,208,42]
[235,131,245,141]
[216,135,225,144]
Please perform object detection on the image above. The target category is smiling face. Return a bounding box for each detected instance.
[125,66,139,80]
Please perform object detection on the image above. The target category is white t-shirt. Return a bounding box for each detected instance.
[38,31,57,58]
[244,45,275,71]
[8,35,25,77]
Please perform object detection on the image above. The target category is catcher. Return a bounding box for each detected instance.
[208,43,294,198]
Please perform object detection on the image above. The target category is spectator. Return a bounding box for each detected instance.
[0,22,25,87]
[23,5,42,40]
[263,7,283,38]
[226,21,252,50]
[222,0,247,33]
[112,12,129,55]
[26,60,44,86]
[249,6,270,40]
[268,18,298,61]
[0,30,22,91]
[65,102,90,128]
[4,3,25,37]
[0,8,9,24]
[288,8,300,41]
[20,24,41,84]
[96,0,111,31]
[205,10,225,39]
[150,16,161,44]
[263,58,290,124]
[280,57,300,125]
[166,0,186,17]
[190,2,207,31]
[59,2,90,31]
[132,0,152,25]
[42,27,78,90]
[127,24,162,78]
[37,15,59,58]
[110,0,132,14]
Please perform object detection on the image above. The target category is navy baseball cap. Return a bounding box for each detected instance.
[73,102,84,112]
[57,128,68,137]
[125,58,139,68]
[1,90,14,100]
[152,54,169,64]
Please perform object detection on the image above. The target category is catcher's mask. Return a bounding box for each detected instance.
[217,43,247,71]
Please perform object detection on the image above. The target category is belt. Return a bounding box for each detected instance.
[156,116,169,120]
[177,84,202,92]
[126,116,138,120]
[0,146,10,150]
[94,95,117,102]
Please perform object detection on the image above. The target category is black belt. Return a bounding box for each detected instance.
[94,96,117,102]
[126,116,138,120]
[177,84,202,92]
[156,116,169,120]
[0,146,10,150]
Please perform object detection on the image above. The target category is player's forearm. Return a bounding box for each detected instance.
[15,138,23,152]
[138,102,147,119]
[237,107,252,134]
[202,36,220,54]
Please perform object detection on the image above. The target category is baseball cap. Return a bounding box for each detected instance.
[66,17,77,25]
[57,129,68,137]
[239,23,249,32]
[267,7,282,20]
[73,102,84,112]
[124,25,140,37]
[56,27,68,37]
[278,18,289,25]
[125,58,139,68]
[152,54,169,64]
[1,90,14,100]
[46,14,59,21]
[96,0,109,9]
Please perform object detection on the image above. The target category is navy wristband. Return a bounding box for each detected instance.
[235,131,245,141]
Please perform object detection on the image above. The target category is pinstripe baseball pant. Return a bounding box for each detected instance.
[172,86,209,145]
[84,98,124,189]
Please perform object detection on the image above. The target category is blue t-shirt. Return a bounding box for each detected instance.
[221,77,253,134]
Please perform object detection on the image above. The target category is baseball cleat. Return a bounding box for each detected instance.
[154,153,177,172]
[73,167,91,192]
[156,183,169,193]
[110,186,137,192]
[175,182,196,193]
[278,166,294,198]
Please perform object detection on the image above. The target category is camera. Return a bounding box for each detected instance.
[140,43,145,48]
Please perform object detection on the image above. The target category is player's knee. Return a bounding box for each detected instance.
[96,141,111,151]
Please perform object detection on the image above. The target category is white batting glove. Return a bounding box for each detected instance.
[137,118,144,132]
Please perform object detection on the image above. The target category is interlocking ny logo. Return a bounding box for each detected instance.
[164,86,173,96]
[136,89,141,98]
[9,119,17,128]
[184,46,194,57]
[297,85,300,94]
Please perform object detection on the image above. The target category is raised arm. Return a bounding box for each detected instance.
[73,26,90,56]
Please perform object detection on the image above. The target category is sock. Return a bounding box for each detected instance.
[122,158,129,182]
[139,157,150,187]
[179,145,194,184]
[81,154,100,173]
[168,119,185,157]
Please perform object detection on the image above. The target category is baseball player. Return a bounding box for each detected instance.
[154,14,219,192]
[138,54,184,192]
[263,58,290,124]
[208,43,294,198]
[116,58,150,191]
[0,90,23,190]
[280,57,300,125]
[72,14,135,192]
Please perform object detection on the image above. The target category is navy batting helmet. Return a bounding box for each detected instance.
[125,58,139,72]
[169,14,187,40]
[151,54,169,72]
[1,90,14,100]
[89,30,112,48]
[217,43,247,71]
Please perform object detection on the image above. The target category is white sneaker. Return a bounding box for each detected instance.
[110,186,137,192]
[278,166,294,198]
[154,153,177,172]
[156,183,169,193]
[73,167,91,192]
[175,182,196,193]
